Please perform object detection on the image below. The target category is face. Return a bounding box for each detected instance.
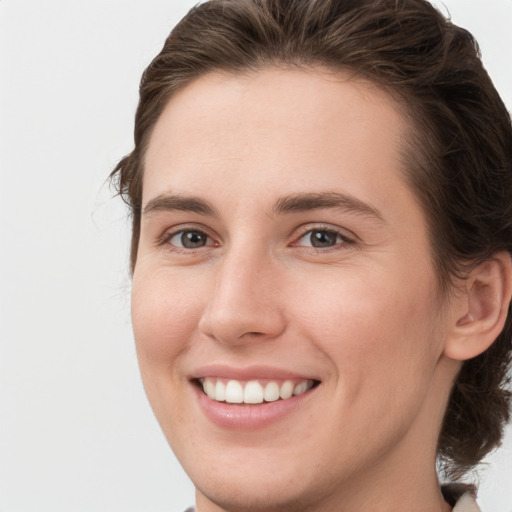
[132,68,457,511]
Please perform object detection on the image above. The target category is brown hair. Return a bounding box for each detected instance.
[111,0,512,479]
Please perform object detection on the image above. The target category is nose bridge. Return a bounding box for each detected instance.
[199,239,285,344]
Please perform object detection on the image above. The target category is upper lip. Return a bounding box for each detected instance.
[190,364,318,382]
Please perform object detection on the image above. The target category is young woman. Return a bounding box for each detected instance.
[111,1,512,510]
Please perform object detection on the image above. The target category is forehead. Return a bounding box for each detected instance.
[143,67,410,214]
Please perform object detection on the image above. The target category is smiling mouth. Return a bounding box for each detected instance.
[196,378,319,404]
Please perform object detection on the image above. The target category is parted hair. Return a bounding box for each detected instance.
[111,0,512,479]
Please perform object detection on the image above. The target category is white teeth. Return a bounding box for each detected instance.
[264,381,280,402]
[201,378,314,403]
[279,380,294,399]
[215,380,226,402]
[225,380,244,403]
[244,381,264,404]
[293,381,309,396]
[205,379,216,399]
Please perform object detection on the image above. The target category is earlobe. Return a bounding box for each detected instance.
[444,252,512,361]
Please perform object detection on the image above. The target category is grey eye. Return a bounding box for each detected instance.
[170,230,209,248]
[299,229,343,248]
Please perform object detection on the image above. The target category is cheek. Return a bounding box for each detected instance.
[130,267,208,441]
[289,269,445,463]
[292,267,443,388]
[131,267,203,374]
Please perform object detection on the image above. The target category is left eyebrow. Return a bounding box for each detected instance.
[273,192,385,223]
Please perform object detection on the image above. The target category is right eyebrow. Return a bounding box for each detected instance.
[142,193,216,216]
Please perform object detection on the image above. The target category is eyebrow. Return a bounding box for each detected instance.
[142,191,384,222]
[273,192,385,222]
[142,194,216,216]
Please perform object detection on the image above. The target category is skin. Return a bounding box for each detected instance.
[131,67,470,512]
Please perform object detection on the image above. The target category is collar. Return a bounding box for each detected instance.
[442,484,481,512]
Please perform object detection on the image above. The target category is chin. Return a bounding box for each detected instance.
[170,432,344,512]
[192,466,327,512]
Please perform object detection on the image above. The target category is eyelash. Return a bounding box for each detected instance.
[292,224,356,251]
[157,226,217,252]
[157,224,356,253]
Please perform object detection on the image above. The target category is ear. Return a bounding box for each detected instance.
[444,252,512,361]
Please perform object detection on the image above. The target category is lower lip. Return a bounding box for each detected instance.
[193,383,316,430]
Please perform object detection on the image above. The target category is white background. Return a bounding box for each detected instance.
[0,1,511,511]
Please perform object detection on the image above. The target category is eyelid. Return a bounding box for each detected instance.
[292,223,356,242]
[290,223,358,250]
[156,224,219,249]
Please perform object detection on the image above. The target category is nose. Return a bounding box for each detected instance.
[198,248,286,345]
